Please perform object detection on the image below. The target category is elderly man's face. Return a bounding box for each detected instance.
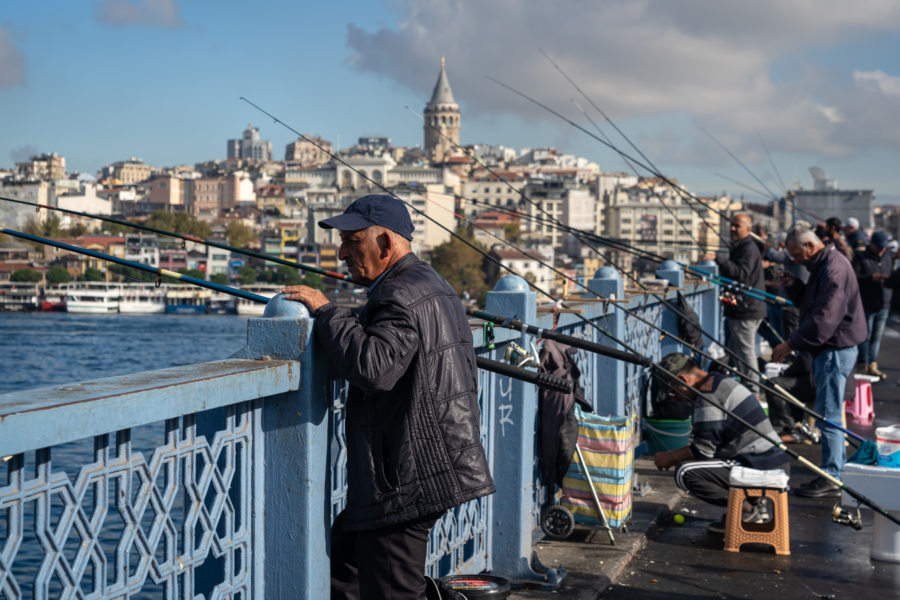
[730,216,752,241]
[787,240,817,265]
[338,227,386,285]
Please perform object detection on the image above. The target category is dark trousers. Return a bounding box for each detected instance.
[674,459,791,507]
[766,375,814,433]
[331,510,441,600]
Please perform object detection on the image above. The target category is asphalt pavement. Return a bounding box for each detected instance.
[508,330,900,600]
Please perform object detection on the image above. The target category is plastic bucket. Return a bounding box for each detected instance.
[643,418,691,454]
[876,424,900,468]
[439,574,511,599]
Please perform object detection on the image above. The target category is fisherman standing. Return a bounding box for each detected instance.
[853,231,894,379]
[703,213,766,394]
[284,194,495,599]
[772,225,867,498]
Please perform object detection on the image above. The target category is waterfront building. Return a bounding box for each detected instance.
[14,152,66,181]
[147,174,188,208]
[0,180,51,229]
[285,135,333,165]
[99,158,156,185]
[125,233,159,268]
[227,123,273,162]
[773,167,875,230]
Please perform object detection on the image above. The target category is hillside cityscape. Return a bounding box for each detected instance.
[0,61,887,310]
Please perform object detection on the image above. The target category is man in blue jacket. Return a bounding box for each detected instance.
[284,194,495,599]
[772,225,867,497]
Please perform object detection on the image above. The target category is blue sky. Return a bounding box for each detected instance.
[3,1,900,203]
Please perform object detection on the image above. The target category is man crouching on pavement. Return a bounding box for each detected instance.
[284,194,495,600]
[652,352,790,535]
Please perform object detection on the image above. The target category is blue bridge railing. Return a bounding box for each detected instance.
[0,262,720,599]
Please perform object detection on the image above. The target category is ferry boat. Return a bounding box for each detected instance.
[40,284,67,311]
[165,285,211,314]
[65,282,121,314]
[0,282,40,311]
[119,283,166,314]
[207,292,237,314]
[236,284,280,316]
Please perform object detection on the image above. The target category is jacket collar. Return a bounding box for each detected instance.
[367,252,417,296]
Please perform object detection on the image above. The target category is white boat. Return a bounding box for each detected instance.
[236,284,280,315]
[119,283,166,314]
[65,282,121,314]
[0,282,40,311]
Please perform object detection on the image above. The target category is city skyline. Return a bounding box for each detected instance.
[3,1,900,202]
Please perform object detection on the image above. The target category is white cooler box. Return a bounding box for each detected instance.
[842,463,900,563]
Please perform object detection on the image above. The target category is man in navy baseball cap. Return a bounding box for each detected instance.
[319,194,414,241]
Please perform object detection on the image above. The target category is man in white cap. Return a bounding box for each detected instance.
[844,218,867,254]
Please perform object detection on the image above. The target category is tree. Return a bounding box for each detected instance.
[226,221,258,248]
[300,272,326,291]
[11,268,42,282]
[237,266,257,285]
[78,267,105,282]
[145,210,212,239]
[429,227,490,304]
[108,264,155,283]
[503,222,521,243]
[177,268,206,280]
[46,266,72,285]
[210,273,229,285]
[276,265,302,286]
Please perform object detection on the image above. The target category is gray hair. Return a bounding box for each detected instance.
[786,224,821,246]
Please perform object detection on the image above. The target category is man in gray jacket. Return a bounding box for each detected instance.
[285,194,495,599]
[772,225,867,497]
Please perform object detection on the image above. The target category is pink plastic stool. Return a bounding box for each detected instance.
[845,379,874,421]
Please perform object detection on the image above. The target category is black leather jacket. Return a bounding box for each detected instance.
[313,253,495,530]
[716,235,766,320]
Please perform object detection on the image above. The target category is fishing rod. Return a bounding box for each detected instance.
[652,365,897,527]
[759,134,788,195]
[699,127,781,202]
[0,195,355,284]
[540,49,733,248]
[2,227,575,394]
[466,307,651,367]
[248,97,856,448]
[241,96,645,357]
[407,123,855,445]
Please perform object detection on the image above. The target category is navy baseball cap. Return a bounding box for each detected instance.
[318,194,414,240]
[871,231,890,249]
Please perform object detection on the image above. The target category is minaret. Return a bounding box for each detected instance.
[424,56,460,164]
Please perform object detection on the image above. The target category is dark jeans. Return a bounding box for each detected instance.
[331,510,441,600]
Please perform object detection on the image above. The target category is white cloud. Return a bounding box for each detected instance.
[96,0,184,29]
[0,26,26,88]
[346,0,900,163]
[854,70,900,97]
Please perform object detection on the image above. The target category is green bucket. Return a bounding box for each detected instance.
[643,418,691,454]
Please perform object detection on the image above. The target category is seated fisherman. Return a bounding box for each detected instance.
[652,352,790,534]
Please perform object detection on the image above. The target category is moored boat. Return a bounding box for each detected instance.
[207,292,237,314]
[236,284,280,315]
[40,283,67,311]
[119,283,166,314]
[0,282,40,311]
[65,282,121,314]
[165,285,211,314]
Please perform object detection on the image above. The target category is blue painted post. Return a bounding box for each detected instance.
[484,275,543,580]
[655,259,684,289]
[654,260,684,356]
[695,260,722,350]
[587,267,626,415]
[235,295,331,599]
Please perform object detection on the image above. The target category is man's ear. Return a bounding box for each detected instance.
[376,231,393,257]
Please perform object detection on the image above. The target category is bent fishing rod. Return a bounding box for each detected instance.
[407,106,787,308]
[243,94,857,446]
[2,227,575,394]
[404,138,855,445]
[652,365,897,528]
[241,96,648,358]
[0,195,354,284]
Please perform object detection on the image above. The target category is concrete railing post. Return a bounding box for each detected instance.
[234,295,330,599]
[484,275,542,579]
[587,267,627,415]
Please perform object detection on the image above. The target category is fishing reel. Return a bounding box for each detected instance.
[831,503,862,530]
[504,340,541,369]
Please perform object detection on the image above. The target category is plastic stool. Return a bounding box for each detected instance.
[846,379,874,421]
[723,468,790,556]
